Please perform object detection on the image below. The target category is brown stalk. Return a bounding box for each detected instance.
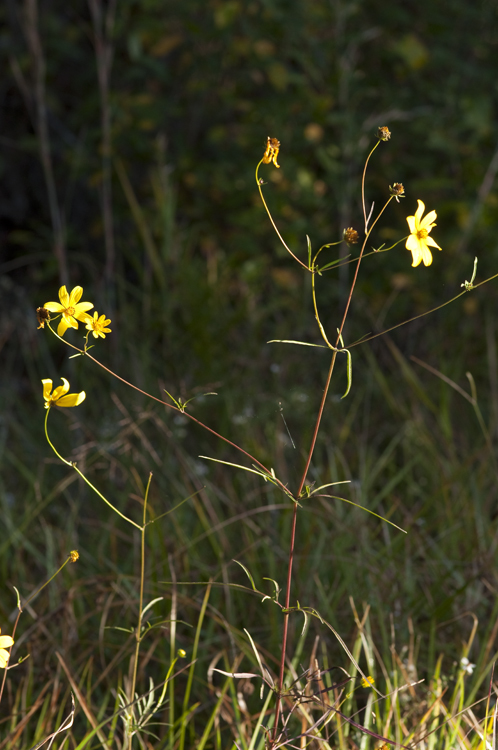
[22,0,68,284]
[88,0,117,281]
[270,176,393,745]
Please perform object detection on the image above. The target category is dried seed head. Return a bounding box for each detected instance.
[343,227,359,245]
[377,126,391,141]
[389,183,405,202]
[36,306,51,329]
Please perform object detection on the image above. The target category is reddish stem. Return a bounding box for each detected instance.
[270,196,393,746]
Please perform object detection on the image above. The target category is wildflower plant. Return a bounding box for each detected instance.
[13,125,498,749]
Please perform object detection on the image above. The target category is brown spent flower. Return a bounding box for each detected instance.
[389,183,405,202]
[262,136,281,168]
[343,227,359,245]
[36,306,51,329]
[377,126,391,141]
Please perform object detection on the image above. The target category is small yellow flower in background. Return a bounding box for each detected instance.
[262,136,281,168]
[69,550,79,563]
[42,378,86,409]
[405,199,441,267]
[377,126,391,141]
[361,675,375,688]
[343,227,359,245]
[44,286,94,337]
[85,312,112,339]
[0,628,14,669]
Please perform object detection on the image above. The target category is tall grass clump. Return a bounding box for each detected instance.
[2,123,498,750]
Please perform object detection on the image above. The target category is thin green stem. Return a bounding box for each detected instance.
[46,323,290,497]
[312,271,334,349]
[0,551,75,705]
[361,140,380,231]
[348,272,498,349]
[44,408,71,466]
[44,408,141,530]
[255,160,309,270]
[271,191,394,745]
[128,473,151,729]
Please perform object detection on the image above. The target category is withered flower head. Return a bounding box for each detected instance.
[377,126,391,141]
[262,136,281,168]
[36,306,51,329]
[389,183,405,202]
[343,227,359,245]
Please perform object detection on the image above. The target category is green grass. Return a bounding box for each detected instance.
[2,298,498,748]
[2,118,498,747]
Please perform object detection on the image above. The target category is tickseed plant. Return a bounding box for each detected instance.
[17,126,498,748]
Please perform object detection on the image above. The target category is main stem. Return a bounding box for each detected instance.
[128,474,151,732]
[270,194,393,745]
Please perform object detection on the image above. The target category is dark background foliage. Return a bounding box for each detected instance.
[2,0,498,733]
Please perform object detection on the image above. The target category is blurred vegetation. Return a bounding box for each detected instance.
[2,0,498,745]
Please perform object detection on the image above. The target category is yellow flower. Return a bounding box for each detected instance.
[262,136,281,168]
[0,628,14,669]
[42,378,86,409]
[405,200,441,267]
[44,286,94,337]
[361,675,375,688]
[85,312,112,339]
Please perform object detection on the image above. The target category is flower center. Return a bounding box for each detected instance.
[416,229,428,240]
[65,306,76,316]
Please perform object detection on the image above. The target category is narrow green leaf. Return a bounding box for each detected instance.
[317,494,406,533]
[233,560,257,591]
[341,348,353,399]
[267,339,328,348]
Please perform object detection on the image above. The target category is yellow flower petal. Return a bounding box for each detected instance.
[44,301,65,313]
[51,379,70,401]
[42,379,53,401]
[74,304,94,323]
[414,199,425,224]
[57,318,69,337]
[0,649,10,668]
[405,235,421,253]
[419,210,437,230]
[58,286,70,308]
[406,216,417,234]
[69,286,83,306]
[0,635,14,649]
[425,236,441,250]
[56,391,86,407]
[420,246,433,266]
[63,313,79,329]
